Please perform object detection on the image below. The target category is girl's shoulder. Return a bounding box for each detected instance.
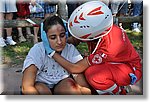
[29,42,45,53]
[62,43,80,55]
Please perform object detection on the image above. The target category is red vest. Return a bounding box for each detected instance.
[87,25,142,69]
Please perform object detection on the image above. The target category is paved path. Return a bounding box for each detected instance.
[0,64,22,95]
[0,64,143,95]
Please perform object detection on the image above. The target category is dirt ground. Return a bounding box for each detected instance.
[0,64,22,95]
[0,64,143,95]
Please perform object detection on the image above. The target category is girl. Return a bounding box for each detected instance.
[22,15,91,95]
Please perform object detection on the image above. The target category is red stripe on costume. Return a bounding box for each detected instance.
[112,86,119,94]
[74,16,80,23]
[87,6,104,16]
[95,32,105,38]
[105,27,111,31]
[69,21,73,27]
[79,12,86,20]
[80,33,91,39]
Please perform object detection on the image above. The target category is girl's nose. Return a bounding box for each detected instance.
[57,37,62,44]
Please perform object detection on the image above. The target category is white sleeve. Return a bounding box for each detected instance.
[68,44,83,63]
[22,43,44,72]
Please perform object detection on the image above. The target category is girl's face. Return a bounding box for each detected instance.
[47,24,66,52]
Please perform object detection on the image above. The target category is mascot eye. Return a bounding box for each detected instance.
[80,25,90,29]
[105,15,109,19]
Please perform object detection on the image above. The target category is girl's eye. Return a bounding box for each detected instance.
[60,33,66,38]
[49,35,56,40]
[49,33,65,40]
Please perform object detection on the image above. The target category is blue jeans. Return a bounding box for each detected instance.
[111,0,128,15]
[132,1,143,16]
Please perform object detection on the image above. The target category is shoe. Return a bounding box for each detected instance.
[119,86,132,95]
[0,37,7,47]
[6,36,16,45]
[28,33,34,37]
[19,36,26,43]
[26,34,34,39]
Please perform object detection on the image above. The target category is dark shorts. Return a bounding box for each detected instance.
[35,75,75,94]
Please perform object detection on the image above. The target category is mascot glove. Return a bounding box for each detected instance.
[129,73,137,85]
[41,23,55,58]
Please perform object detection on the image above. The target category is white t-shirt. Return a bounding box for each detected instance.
[22,42,83,88]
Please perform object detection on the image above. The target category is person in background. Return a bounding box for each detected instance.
[0,13,6,47]
[100,0,110,6]
[16,0,32,43]
[0,0,17,47]
[131,0,143,32]
[110,0,128,29]
[29,0,57,44]
[22,15,91,95]
[66,0,80,19]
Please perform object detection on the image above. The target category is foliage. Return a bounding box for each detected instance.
[126,29,143,58]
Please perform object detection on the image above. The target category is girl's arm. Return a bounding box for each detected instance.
[53,52,90,73]
[22,65,39,95]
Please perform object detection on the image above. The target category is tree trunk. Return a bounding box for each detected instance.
[1,19,43,28]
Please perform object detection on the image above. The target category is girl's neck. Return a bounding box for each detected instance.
[56,51,62,55]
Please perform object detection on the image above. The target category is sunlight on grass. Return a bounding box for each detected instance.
[13,46,31,54]
[126,29,142,36]
[2,42,34,65]
[132,32,142,36]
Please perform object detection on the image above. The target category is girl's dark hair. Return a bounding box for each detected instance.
[43,15,66,33]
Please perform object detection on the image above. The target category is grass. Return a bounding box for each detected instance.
[76,42,89,56]
[1,29,143,67]
[1,42,34,66]
[126,29,143,58]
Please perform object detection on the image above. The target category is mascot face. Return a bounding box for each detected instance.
[68,1,113,41]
